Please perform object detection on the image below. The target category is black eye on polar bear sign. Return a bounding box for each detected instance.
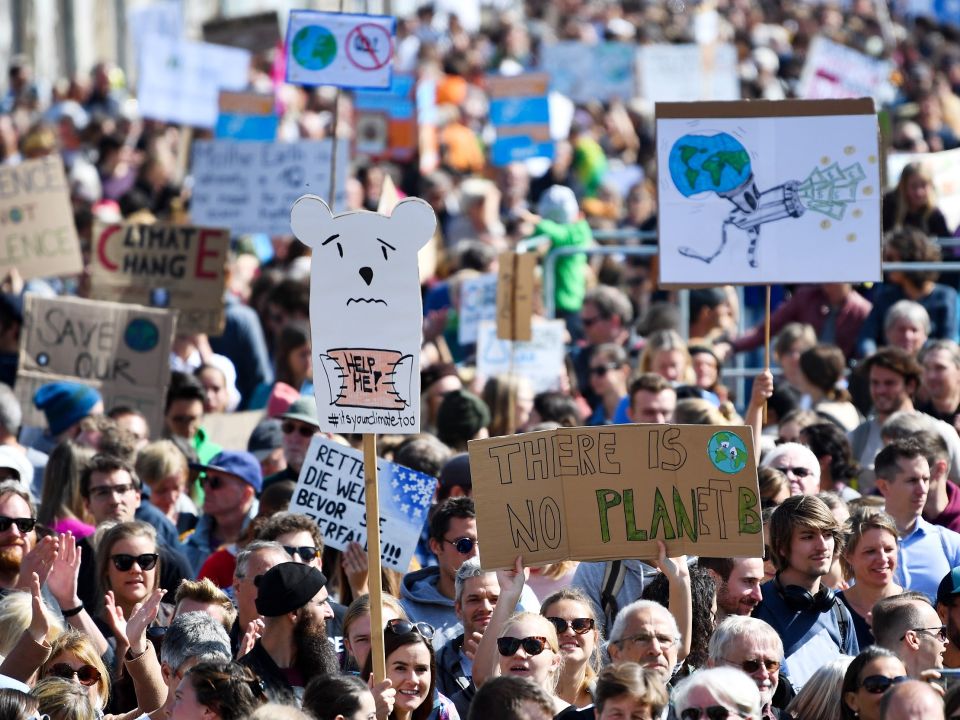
[359,266,374,286]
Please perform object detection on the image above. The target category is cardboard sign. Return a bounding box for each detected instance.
[538,42,636,103]
[216,91,278,142]
[353,74,436,166]
[286,11,395,89]
[0,157,82,281]
[638,44,739,103]
[89,222,229,335]
[190,140,349,236]
[656,99,882,287]
[488,74,553,166]
[17,295,175,436]
[290,435,437,570]
[290,196,437,434]
[458,273,498,345]
[797,37,894,104]
[476,320,565,394]
[137,35,251,128]
[496,252,536,342]
[202,411,265,451]
[468,424,762,570]
[887,149,960,233]
[202,11,281,54]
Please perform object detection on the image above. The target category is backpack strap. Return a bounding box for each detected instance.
[832,597,849,650]
[600,560,625,634]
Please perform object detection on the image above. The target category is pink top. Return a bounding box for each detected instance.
[51,517,95,540]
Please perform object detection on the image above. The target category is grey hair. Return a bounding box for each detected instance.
[234,540,287,580]
[608,599,679,645]
[872,592,933,650]
[920,339,960,368]
[884,299,931,335]
[454,557,485,605]
[759,442,821,480]
[0,385,21,435]
[160,611,231,673]
[881,410,939,442]
[784,656,853,720]
[673,667,762,720]
[707,616,783,664]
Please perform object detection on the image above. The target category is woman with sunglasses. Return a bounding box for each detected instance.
[593,662,669,720]
[840,647,907,720]
[540,589,600,708]
[169,660,266,720]
[672,667,762,720]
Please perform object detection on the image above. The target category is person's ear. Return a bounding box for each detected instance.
[844,691,860,716]
[938,604,949,624]
[876,477,890,497]
[454,600,463,621]
[428,537,441,556]
[608,641,620,662]
[161,662,172,685]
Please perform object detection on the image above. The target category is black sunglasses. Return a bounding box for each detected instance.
[590,362,621,376]
[48,663,101,686]
[110,553,159,572]
[282,421,316,438]
[283,545,319,562]
[201,474,225,490]
[386,618,435,640]
[0,516,35,533]
[860,675,908,694]
[444,537,477,554]
[775,465,813,478]
[547,617,595,635]
[497,636,549,657]
[679,707,735,720]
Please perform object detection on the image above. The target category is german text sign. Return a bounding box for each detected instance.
[0,157,82,281]
[17,295,175,436]
[289,436,437,570]
[90,222,228,335]
[468,424,762,570]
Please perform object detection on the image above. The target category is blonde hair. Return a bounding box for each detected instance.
[482,374,534,437]
[135,440,188,486]
[41,631,110,710]
[31,677,97,720]
[0,590,63,658]
[174,577,237,630]
[500,612,564,692]
[639,330,695,385]
[894,163,937,230]
[673,398,726,425]
[840,507,900,581]
[540,588,600,694]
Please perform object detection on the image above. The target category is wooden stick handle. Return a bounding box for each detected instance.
[763,285,771,425]
[363,433,386,684]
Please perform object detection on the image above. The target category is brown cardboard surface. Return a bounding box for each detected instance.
[203,410,265,451]
[17,294,176,437]
[468,424,761,570]
[496,251,536,341]
[0,157,83,281]
[655,98,875,120]
[202,11,281,53]
[89,221,228,335]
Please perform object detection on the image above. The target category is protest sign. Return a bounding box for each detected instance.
[656,99,882,287]
[797,37,894,105]
[469,424,761,569]
[290,435,437,570]
[202,411,265,451]
[638,44,739,103]
[17,295,175,435]
[216,91,278,142]
[458,273,498,345]
[887,149,960,233]
[137,36,250,128]
[290,196,437,434]
[353,74,433,164]
[538,42,636,103]
[203,11,281,54]
[487,74,553,166]
[89,222,229,335]
[127,1,182,59]
[191,140,349,236]
[496,252,536,342]
[286,11,395,89]
[0,157,82,281]
[904,0,960,26]
[477,320,565,393]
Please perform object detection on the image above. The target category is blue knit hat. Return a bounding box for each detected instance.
[33,382,102,436]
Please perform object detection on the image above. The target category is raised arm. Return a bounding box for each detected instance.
[651,541,691,663]
[472,556,528,688]
[47,532,109,655]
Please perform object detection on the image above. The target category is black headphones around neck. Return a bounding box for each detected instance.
[774,573,837,613]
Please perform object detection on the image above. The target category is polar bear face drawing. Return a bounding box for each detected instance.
[290,195,436,434]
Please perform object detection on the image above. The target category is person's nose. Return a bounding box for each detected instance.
[748,584,763,603]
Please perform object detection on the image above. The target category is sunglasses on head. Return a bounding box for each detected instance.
[679,707,736,720]
[860,675,908,694]
[0,516,35,533]
[282,421,316,438]
[497,636,549,657]
[725,657,780,674]
[283,545,319,563]
[386,618,435,640]
[546,617,595,635]
[47,663,101,686]
[110,553,159,572]
[444,537,477,554]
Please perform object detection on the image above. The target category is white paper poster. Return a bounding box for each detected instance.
[638,44,739,103]
[538,42,636,103]
[656,100,882,286]
[476,320,566,394]
[797,36,894,105]
[458,273,498,345]
[290,196,437,434]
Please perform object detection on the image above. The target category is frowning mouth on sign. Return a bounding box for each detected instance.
[346,298,388,306]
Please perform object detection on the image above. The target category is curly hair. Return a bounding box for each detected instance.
[641,565,716,669]
[184,661,267,720]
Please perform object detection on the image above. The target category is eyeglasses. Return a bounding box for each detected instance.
[283,545,319,562]
[497,636,550,657]
[590,363,621,377]
[282,421,316,438]
[547,617,595,635]
[110,553,159,572]
[386,618,435,640]
[902,625,948,642]
[774,466,813,478]
[0,516,35,533]
[201,474,229,491]
[89,483,136,501]
[615,631,678,649]
[444,536,477,554]
[724,657,781,674]
[47,663,101,686]
[860,674,908,694]
[679,707,737,720]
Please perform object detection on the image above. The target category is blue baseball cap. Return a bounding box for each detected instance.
[190,451,263,494]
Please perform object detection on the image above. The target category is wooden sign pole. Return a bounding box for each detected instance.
[363,434,386,683]
[762,285,772,424]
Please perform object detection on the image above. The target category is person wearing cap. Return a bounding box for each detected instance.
[20,381,103,456]
[181,451,262,575]
[247,418,287,479]
[937,567,960,668]
[262,397,322,492]
[238,562,338,705]
[436,389,490,452]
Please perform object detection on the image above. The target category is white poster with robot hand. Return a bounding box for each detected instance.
[290,197,437,434]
